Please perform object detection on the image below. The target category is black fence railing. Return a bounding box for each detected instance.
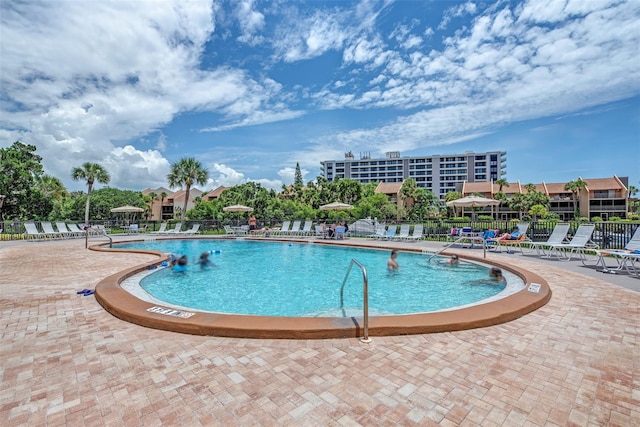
[2,219,638,250]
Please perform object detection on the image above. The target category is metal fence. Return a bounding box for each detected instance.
[1,219,638,250]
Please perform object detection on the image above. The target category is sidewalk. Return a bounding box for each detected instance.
[1,236,638,426]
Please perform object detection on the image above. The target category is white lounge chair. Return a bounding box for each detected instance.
[164,223,182,234]
[382,226,397,240]
[405,224,423,241]
[150,223,168,234]
[56,222,81,238]
[41,221,64,239]
[179,224,200,235]
[544,224,597,261]
[67,223,86,235]
[24,222,48,240]
[523,223,570,256]
[274,220,291,236]
[283,220,301,237]
[394,224,410,241]
[298,220,313,237]
[370,225,387,239]
[594,226,640,273]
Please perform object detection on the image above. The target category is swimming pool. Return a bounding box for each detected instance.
[115,240,520,317]
[94,237,551,338]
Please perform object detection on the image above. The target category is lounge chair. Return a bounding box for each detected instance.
[594,226,640,274]
[223,225,236,236]
[394,224,410,241]
[164,223,182,234]
[56,222,81,238]
[523,223,571,256]
[179,224,200,235]
[283,220,301,237]
[24,222,48,240]
[150,223,168,234]
[370,225,387,239]
[41,221,64,239]
[334,225,346,240]
[405,224,423,241]
[274,220,291,236]
[67,223,86,236]
[544,224,598,261]
[298,220,313,237]
[383,226,397,240]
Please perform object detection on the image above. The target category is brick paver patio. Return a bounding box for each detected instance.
[1,237,638,426]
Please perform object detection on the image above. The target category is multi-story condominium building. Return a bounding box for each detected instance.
[462,176,630,220]
[321,150,507,199]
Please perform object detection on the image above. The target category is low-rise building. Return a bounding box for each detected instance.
[461,176,629,220]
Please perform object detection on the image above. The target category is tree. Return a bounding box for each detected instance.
[495,178,509,193]
[528,204,548,221]
[146,192,158,220]
[160,191,168,220]
[294,163,303,189]
[0,141,46,220]
[564,179,587,218]
[167,157,209,226]
[71,163,111,226]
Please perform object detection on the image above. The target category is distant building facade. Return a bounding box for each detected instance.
[320,150,507,200]
[142,187,206,221]
[462,176,630,220]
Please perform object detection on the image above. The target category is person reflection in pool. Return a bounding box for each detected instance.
[387,250,399,272]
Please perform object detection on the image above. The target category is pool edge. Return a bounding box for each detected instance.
[91,239,552,339]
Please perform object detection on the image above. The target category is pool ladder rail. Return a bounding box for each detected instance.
[425,235,489,261]
[339,258,371,343]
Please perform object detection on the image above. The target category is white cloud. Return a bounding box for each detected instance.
[208,163,246,188]
[235,0,265,45]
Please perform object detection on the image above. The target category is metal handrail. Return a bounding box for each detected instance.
[339,258,371,343]
[428,235,487,261]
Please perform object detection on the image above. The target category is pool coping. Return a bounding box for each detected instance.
[91,237,552,339]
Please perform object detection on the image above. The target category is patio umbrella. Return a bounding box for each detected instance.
[223,204,254,212]
[445,196,500,208]
[110,205,145,213]
[319,201,354,211]
[110,205,145,225]
[446,196,500,220]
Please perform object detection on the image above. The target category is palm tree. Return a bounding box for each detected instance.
[495,178,509,193]
[147,192,158,220]
[71,162,110,227]
[564,178,587,218]
[167,157,208,227]
[160,191,167,220]
[38,175,68,199]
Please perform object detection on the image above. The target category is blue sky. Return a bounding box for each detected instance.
[1,0,639,193]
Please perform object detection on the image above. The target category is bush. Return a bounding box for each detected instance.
[609,216,621,222]
[628,213,640,221]
[544,212,560,220]
[591,216,603,222]
[578,217,589,222]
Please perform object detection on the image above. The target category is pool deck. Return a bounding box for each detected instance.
[1,235,638,426]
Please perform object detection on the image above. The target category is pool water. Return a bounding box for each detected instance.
[117,240,514,317]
